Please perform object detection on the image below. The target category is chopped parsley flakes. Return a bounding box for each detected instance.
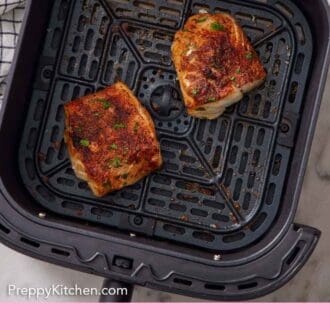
[110,143,118,150]
[133,122,139,134]
[96,98,112,109]
[108,157,122,168]
[196,17,208,23]
[211,22,226,31]
[207,97,216,102]
[112,157,121,168]
[246,52,254,60]
[113,123,126,129]
[80,139,90,147]
[192,89,199,96]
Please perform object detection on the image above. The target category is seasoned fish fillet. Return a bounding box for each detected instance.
[64,82,162,197]
[172,13,267,120]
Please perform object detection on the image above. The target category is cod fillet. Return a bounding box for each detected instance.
[172,13,267,120]
[64,82,162,197]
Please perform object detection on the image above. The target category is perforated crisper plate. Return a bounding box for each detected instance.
[19,0,313,251]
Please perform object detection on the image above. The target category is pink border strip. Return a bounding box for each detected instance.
[1,303,328,329]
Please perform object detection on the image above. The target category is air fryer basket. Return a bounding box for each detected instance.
[0,0,329,301]
[18,0,316,251]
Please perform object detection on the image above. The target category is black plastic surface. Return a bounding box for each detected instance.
[0,0,328,301]
[19,0,314,251]
[0,209,321,301]
[99,279,133,302]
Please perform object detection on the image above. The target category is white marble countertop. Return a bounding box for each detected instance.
[0,58,329,303]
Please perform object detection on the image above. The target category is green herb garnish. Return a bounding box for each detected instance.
[113,123,126,129]
[246,52,254,60]
[110,143,118,150]
[230,76,236,81]
[207,97,216,102]
[108,157,122,168]
[236,68,241,74]
[196,16,208,23]
[192,89,199,96]
[211,22,226,31]
[96,98,112,109]
[80,139,90,147]
[133,122,139,134]
[112,157,121,168]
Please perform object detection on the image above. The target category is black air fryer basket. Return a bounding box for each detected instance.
[0,0,329,301]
